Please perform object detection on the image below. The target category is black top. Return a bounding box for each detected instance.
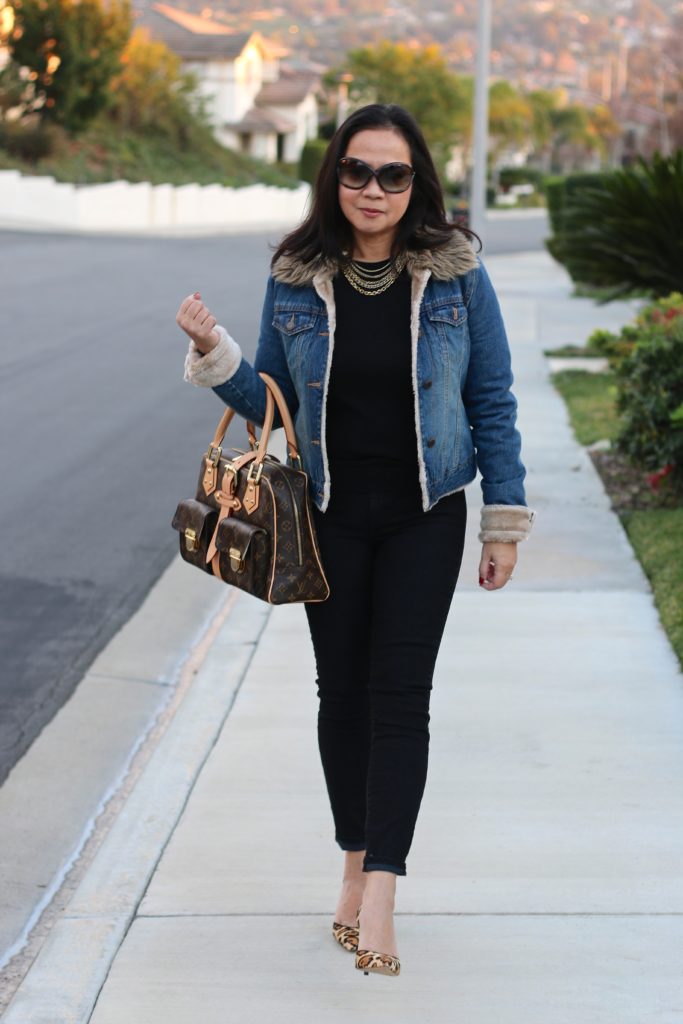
[326,262,419,491]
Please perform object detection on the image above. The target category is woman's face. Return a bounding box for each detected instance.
[337,128,413,252]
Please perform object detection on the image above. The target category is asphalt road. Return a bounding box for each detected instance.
[0,214,548,784]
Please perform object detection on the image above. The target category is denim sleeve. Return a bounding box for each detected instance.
[211,275,299,430]
[462,260,527,507]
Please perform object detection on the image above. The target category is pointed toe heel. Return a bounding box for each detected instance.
[332,921,359,952]
[332,905,362,952]
[355,949,401,977]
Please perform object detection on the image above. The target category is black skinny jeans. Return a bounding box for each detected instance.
[305,462,467,876]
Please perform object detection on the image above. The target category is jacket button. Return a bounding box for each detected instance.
[427,437,436,448]
[423,379,432,389]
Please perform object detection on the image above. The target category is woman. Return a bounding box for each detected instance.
[177,103,534,978]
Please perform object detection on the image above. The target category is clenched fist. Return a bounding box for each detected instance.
[176,292,220,354]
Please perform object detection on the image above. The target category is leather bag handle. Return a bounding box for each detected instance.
[207,373,301,466]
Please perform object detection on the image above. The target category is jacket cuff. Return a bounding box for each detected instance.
[183,324,242,387]
[478,504,535,543]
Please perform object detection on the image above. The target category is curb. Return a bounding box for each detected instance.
[0,554,226,976]
[0,219,306,238]
[1,584,271,1024]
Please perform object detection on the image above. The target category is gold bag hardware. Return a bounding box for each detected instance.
[172,371,330,605]
[229,547,245,573]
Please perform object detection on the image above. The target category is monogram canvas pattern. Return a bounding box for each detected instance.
[215,517,270,598]
[171,446,329,604]
[171,498,218,575]
[173,371,330,605]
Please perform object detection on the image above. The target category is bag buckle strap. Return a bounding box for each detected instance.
[203,444,223,495]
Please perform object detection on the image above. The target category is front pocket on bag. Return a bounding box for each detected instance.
[171,498,218,574]
[214,516,271,595]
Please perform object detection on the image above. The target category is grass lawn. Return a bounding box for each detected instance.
[551,370,620,445]
[551,367,683,668]
[622,510,683,666]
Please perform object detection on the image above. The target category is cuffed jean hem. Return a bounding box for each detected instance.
[336,838,367,852]
[363,861,407,877]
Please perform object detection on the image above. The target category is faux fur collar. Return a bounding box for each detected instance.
[271,230,478,287]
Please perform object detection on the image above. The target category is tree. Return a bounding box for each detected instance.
[528,88,562,170]
[333,41,470,171]
[108,28,204,145]
[527,90,620,172]
[327,42,622,182]
[488,80,532,161]
[586,104,620,162]
[8,0,131,132]
[0,59,27,119]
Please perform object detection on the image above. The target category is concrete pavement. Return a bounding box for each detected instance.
[3,250,683,1023]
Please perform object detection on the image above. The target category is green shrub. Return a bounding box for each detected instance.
[615,313,683,479]
[547,152,683,298]
[586,327,618,356]
[543,175,565,234]
[498,166,544,190]
[0,121,58,161]
[543,171,608,235]
[635,291,683,328]
[563,171,608,198]
[0,116,302,188]
[586,325,639,368]
[299,139,327,185]
[516,190,546,208]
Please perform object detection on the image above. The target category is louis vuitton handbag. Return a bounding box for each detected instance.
[171,372,330,604]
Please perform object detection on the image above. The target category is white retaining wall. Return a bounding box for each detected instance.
[0,170,311,232]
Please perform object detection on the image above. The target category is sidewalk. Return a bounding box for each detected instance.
[4,251,683,1024]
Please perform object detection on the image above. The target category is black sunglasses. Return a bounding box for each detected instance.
[337,157,415,194]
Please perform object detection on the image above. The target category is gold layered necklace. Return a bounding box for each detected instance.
[341,252,408,296]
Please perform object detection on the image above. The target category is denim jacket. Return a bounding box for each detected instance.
[184,232,535,543]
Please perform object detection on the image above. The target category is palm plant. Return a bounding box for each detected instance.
[549,151,683,298]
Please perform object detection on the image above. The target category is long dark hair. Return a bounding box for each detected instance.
[271,103,478,267]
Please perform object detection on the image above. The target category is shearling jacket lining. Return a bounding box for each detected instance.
[181,232,536,542]
[478,504,535,543]
[184,325,242,387]
[271,230,479,287]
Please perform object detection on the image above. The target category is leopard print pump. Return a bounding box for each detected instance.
[332,906,362,952]
[355,949,401,976]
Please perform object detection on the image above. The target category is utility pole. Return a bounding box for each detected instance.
[470,0,492,245]
[336,73,354,130]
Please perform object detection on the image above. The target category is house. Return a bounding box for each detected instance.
[134,3,319,164]
[0,0,13,72]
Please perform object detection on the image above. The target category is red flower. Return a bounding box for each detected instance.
[648,463,674,490]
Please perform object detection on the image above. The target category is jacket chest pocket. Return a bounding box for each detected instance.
[273,309,321,364]
[424,301,468,371]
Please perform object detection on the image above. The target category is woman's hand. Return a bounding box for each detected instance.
[176,291,220,354]
[479,541,517,591]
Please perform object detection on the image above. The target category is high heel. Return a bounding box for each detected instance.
[354,905,400,976]
[355,949,401,977]
[332,905,362,952]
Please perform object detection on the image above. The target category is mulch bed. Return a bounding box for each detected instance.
[589,449,682,514]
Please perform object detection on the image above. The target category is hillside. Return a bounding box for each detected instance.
[142,0,681,111]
